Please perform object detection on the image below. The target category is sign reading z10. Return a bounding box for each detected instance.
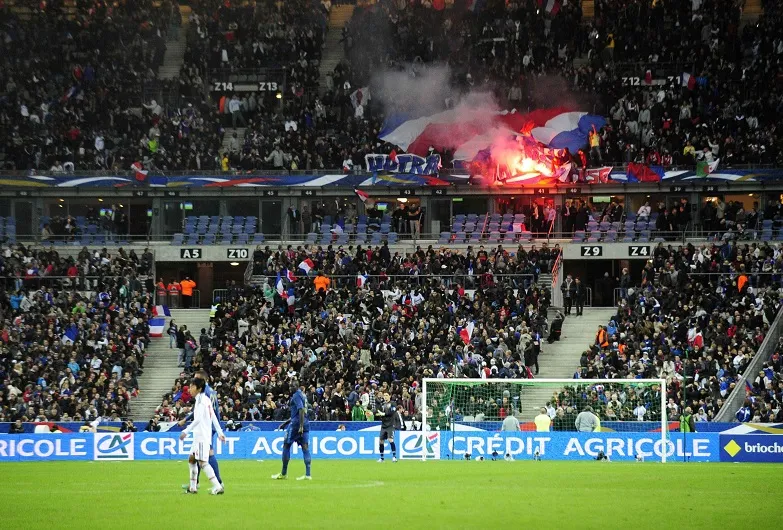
[581,246,603,257]
[227,248,249,259]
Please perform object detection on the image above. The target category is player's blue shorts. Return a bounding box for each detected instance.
[285,426,310,447]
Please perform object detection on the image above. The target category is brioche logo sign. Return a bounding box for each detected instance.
[94,433,134,461]
[719,434,783,463]
[723,439,741,458]
[399,432,440,460]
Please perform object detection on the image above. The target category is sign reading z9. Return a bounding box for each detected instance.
[580,246,603,257]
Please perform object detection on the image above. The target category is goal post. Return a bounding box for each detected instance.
[421,378,668,463]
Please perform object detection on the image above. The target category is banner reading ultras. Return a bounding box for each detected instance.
[0,432,721,462]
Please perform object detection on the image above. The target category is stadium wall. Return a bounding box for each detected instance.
[0,432,724,462]
[0,421,751,433]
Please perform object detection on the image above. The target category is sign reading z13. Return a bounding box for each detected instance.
[629,245,650,257]
[227,248,249,259]
[581,245,603,257]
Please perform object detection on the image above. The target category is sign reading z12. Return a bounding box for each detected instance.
[581,245,603,257]
[227,248,249,259]
[629,245,650,257]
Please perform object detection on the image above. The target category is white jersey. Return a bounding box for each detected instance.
[184,393,224,447]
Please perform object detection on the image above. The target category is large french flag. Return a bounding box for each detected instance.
[152,305,171,317]
[150,318,166,337]
[276,273,285,295]
[380,107,605,162]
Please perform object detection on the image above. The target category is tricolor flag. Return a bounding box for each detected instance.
[131,161,148,182]
[357,274,368,288]
[285,269,297,282]
[466,0,486,12]
[745,380,754,396]
[152,305,171,317]
[350,86,370,109]
[275,273,284,296]
[459,321,475,345]
[355,189,370,203]
[298,258,314,273]
[150,317,166,338]
[537,0,561,15]
[681,72,697,90]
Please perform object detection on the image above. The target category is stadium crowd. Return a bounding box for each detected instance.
[157,244,554,423]
[557,241,783,423]
[1,0,781,173]
[0,246,155,423]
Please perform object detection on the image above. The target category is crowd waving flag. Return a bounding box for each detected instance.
[379,106,606,163]
[298,258,314,274]
[536,0,561,15]
[152,305,171,317]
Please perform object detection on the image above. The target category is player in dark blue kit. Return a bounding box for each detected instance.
[271,379,312,481]
[180,370,224,490]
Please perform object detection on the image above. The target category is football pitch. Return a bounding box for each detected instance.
[1,460,780,529]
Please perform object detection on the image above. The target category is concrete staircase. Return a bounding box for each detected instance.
[221,128,247,154]
[131,308,212,421]
[132,324,180,421]
[318,5,355,94]
[518,308,616,420]
[158,5,192,80]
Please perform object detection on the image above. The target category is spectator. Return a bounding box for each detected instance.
[534,407,551,432]
[575,406,600,432]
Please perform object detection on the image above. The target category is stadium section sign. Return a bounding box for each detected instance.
[0,432,719,462]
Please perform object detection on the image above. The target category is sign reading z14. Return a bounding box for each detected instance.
[580,245,603,257]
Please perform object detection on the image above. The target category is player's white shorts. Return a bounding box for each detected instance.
[191,440,210,462]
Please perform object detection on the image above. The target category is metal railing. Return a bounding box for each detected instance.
[13,228,783,246]
[0,275,152,291]
[213,289,229,304]
[714,305,783,422]
[254,272,539,289]
[0,162,780,178]
[158,289,201,309]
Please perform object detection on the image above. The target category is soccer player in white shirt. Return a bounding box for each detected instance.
[180,378,226,495]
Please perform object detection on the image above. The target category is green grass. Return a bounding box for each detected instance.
[1,460,780,529]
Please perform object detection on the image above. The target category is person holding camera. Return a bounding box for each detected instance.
[120,419,138,432]
[145,415,161,432]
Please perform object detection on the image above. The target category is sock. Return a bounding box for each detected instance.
[281,443,291,475]
[390,442,396,458]
[188,462,198,491]
[379,442,384,460]
[201,462,221,489]
[302,446,312,477]
[208,453,222,485]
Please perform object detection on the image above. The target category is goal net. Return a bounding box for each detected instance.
[421,378,669,462]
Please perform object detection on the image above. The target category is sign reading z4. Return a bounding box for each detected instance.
[227,248,249,259]
[580,246,603,257]
[629,245,650,257]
